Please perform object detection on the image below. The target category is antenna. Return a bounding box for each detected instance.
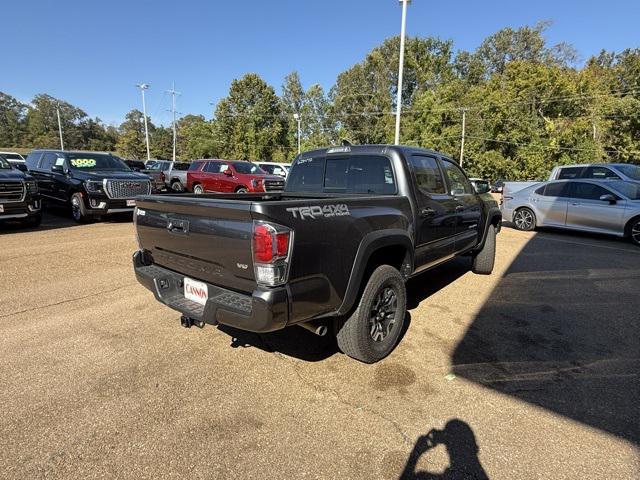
[167,82,181,161]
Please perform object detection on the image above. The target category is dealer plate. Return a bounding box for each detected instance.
[184,277,208,306]
[126,199,136,207]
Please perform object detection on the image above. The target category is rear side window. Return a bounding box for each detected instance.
[539,182,570,197]
[583,166,620,180]
[204,161,222,173]
[188,161,203,171]
[409,155,445,194]
[173,163,189,171]
[557,167,584,179]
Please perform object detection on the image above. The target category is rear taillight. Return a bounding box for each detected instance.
[252,221,293,286]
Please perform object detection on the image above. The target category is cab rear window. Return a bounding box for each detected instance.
[286,155,396,194]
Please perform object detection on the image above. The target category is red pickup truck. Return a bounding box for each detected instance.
[187,159,285,194]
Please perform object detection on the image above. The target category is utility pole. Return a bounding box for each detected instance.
[135,83,151,161]
[167,82,181,161]
[459,108,467,167]
[394,0,410,145]
[55,104,64,151]
[293,113,301,154]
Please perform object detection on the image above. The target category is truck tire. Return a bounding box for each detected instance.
[472,225,496,275]
[171,180,184,192]
[70,192,89,223]
[193,184,204,195]
[335,265,407,363]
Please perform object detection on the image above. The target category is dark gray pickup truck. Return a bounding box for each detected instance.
[133,145,501,363]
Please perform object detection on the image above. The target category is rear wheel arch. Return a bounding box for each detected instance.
[337,230,413,316]
[624,215,640,244]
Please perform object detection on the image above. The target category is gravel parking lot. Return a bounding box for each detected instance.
[1,212,638,479]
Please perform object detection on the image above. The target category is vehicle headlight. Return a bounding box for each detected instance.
[25,180,38,194]
[84,180,103,192]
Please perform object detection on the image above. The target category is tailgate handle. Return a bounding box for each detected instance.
[167,219,189,235]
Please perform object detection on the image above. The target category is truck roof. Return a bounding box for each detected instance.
[298,144,456,162]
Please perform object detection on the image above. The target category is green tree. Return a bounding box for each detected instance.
[213,73,288,161]
[116,109,153,159]
[0,92,27,147]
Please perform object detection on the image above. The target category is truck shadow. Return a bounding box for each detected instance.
[451,232,640,444]
[217,324,340,362]
[399,419,489,480]
[216,259,472,362]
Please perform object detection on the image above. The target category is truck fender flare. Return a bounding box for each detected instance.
[337,229,414,316]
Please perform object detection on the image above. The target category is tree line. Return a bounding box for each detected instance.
[1,22,638,180]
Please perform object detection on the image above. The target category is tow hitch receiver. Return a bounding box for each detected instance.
[180,315,205,329]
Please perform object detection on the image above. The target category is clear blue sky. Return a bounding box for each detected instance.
[3,0,638,126]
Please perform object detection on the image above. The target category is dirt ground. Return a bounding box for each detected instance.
[1,211,638,479]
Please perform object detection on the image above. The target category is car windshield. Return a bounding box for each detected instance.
[67,153,130,171]
[233,162,266,175]
[616,164,640,181]
[0,156,12,169]
[608,181,640,200]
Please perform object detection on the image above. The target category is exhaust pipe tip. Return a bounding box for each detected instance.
[299,321,328,337]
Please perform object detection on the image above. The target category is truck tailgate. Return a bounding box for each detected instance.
[135,195,256,293]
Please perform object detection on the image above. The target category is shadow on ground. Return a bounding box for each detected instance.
[0,208,133,234]
[451,231,640,444]
[399,419,489,480]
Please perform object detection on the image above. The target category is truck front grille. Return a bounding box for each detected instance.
[0,181,25,202]
[264,179,285,192]
[104,179,151,199]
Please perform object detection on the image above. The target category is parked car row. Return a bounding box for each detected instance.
[187,159,285,194]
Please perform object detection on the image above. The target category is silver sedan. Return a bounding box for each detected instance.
[501,179,640,246]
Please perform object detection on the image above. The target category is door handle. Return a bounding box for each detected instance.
[455,205,465,212]
[571,202,579,206]
[420,207,436,217]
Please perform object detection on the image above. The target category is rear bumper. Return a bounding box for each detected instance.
[132,250,288,332]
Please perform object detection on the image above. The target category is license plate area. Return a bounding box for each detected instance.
[184,277,208,306]
[126,199,136,207]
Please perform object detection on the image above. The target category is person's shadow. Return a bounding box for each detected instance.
[399,419,488,480]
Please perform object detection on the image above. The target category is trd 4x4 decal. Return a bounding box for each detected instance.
[286,204,350,220]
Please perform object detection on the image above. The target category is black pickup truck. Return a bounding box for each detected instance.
[0,154,41,227]
[133,145,501,363]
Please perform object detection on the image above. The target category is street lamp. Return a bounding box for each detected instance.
[135,83,151,161]
[394,0,410,145]
[293,113,301,154]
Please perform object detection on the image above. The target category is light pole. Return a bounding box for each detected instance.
[459,108,467,167]
[394,0,410,145]
[167,82,181,162]
[136,83,151,161]
[293,113,301,154]
[55,104,64,151]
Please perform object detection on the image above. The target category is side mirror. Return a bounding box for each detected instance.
[474,183,490,194]
[600,194,616,204]
[51,164,64,173]
[223,169,233,176]
[15,163,28,172]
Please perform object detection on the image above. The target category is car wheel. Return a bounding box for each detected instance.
[171,181,184,192]
[628,217,640,246]
[236,187,248,193]
[193,184,204,195]
[335,265,407,363]
[70,193,89,223]
[513,207,536,231]
[472,224,497,274]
